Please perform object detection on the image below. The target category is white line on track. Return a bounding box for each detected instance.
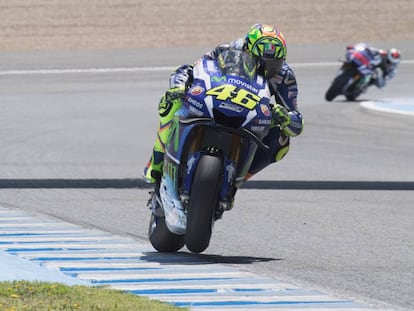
[0,60,413,76]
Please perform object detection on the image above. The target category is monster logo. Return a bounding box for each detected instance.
[164,161,177,180]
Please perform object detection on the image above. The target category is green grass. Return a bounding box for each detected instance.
[0,281,187,311]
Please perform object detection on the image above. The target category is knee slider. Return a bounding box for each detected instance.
[275,145,289,162]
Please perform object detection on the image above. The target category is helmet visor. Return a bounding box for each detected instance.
[262,58,284,78]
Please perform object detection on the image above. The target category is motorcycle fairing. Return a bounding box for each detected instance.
[159,166,187,234]
[187,57,271,135]
[338,63,371,97]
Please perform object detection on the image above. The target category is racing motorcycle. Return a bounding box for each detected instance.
[325,44,374,101]
[147,49,273,253]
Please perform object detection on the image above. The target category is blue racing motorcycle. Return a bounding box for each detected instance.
[325,44,374,101]
[148,49,273,253]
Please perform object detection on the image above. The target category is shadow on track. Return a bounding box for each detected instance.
[0,178,413,190]
[242,180,414,190]
[141,251,281,265]
[0,178,142,189]
[199,253,282,264]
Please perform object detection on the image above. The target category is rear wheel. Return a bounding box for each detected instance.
[148,214,185,252]
[185,155,222,253]
[345,93,359,101]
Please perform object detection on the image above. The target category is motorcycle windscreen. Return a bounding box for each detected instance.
[218,49,258,81]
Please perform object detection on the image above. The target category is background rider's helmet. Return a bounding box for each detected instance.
[387,48,401,65]
[382,48,401,73]
[245,24,287,78]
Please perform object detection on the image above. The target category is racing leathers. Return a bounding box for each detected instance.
[143,38,304,184]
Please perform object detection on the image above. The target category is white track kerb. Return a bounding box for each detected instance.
[0,205,384,311]
[360,97,414,116]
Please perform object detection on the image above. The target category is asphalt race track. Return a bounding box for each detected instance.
[0,43,413,310]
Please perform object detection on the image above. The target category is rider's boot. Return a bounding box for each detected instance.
[143,149,164,184]
[142,93,183,184]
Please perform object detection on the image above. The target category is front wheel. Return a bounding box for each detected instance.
[325,71,352,101]
[148,214,185,252]
[185,155,223,253]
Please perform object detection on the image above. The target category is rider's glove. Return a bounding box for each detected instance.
[165,86,185,102]
[272,104,291,129]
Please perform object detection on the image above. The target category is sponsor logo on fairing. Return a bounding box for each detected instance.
[219,102,244,113]
[255,119,272,125]
[260,104,271,117]
[190,86,204,96]
[211,76,227,83]
[228,78,259,93]
[187,97,204,109]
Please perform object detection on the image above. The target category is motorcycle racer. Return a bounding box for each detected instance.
[143,23,304,184]
[345,43,401,89]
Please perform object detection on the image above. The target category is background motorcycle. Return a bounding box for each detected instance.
[148,49,273,253]
[325,45,374,101]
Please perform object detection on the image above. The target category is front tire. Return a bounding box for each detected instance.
[185,155,222,253]
[325,71,351,101]
[148,214,185,252]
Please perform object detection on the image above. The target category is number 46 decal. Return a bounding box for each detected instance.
[206,84,260,110]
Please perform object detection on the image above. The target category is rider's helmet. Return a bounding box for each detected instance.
[245,24,287,78]
[387,48,401,65]
[380,48,401,74]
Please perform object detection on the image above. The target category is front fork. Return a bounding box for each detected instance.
[147,188,164,217]
[182,128,243,218]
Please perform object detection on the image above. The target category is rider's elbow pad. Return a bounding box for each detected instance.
[284,112,304,137]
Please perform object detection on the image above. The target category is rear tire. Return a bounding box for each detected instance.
[185,155,222,253]
[345,93,359,101]
[148,214,185,252]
